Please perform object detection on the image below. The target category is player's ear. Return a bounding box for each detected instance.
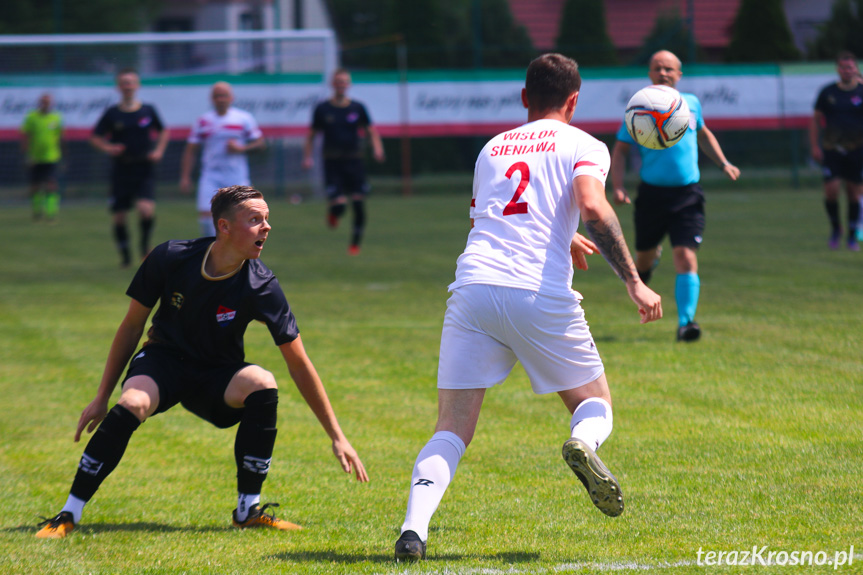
[521,88,529,109]
[565,91,579,121]
[217,218,230,236]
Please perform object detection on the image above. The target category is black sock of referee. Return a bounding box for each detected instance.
[824,199,841,233]
[113,223,131,267]
[69,404,141,503]
[350,199,366,247]
[234,388,278,518]
[848,200,860,240]
[140,216,155,258]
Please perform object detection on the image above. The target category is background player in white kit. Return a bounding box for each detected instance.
[181,82,265,236]
[393,53,662,562]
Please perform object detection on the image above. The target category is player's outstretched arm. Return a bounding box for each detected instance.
[574,175,662,324]
[76,299,151,442]
[278,336,369,482]
[696,126,740,181]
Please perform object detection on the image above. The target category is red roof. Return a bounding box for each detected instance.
[508,0,741,50]
[509,0,565,51]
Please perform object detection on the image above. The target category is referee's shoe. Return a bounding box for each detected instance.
[676,321,701,342]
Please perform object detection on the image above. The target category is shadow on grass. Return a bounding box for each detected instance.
[9,522,233,535]
[269,550,541,564]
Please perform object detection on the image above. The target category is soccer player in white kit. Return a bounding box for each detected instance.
[393,54,663,562]
[181,82,265,236]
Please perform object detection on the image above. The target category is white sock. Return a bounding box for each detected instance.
[61,494,86,525]
[400,431,466,542]
[236,492,261,521]
[570,397,613,451]
[199,216,216,237]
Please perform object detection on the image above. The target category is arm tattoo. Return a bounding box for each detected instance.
[583,216,638,282]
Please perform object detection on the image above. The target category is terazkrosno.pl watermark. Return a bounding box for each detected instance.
[696,546,855,569]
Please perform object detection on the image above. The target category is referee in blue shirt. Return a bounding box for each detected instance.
[611,51,740,342]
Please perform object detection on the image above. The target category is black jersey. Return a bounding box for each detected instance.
[93,103,165,162]
[311,100,372,159]
[127,237,299,365]
[814,82,863,152]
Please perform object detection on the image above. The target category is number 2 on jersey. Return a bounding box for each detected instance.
[503,161,529,215]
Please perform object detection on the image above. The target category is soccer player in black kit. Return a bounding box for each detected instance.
[91,68,171,267]
[303,68,385,255]
[810,51,863,251]
[36,185,369,539]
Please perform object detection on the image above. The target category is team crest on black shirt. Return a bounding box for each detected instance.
[216,305,236,326]
[138,116,152,127]
[171,292,184,309]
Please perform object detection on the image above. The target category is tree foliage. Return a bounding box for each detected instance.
[0,0,163,34]
[808,0,863,60]
[329,0,535,70]
[725,0,801,62]
[630,9,702,66]
[554,0,618,66]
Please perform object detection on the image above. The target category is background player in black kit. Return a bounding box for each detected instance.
[302,68,385,255]
[810,51,863,251]
[91,68,171,267]
[36,185,369,539]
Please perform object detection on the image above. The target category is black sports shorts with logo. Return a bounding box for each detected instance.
[633,182,705,251]
[109,160,156,213]
[122,344,251,428]
[821,148,863,183]
[323,158,369,200]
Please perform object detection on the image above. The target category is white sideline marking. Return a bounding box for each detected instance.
[379,560,693,574]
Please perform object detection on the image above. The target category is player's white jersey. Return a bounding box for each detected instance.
[450,118,610,298]
[187,107,262,182]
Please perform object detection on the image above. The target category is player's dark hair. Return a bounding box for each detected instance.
[837,50,857,63]
[525,53,581,112]
[211,185,265,232]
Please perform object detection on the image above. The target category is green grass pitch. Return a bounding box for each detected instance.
[0,184,861,574]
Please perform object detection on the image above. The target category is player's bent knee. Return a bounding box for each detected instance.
[225,365,278,406]
[117,381,159,422]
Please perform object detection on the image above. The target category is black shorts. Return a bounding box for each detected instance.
[323,158,369,200]
[633,182,706,251]
[109,160,156,213]
[821,148,863,183]
[123,344,250,428]
[29,163,58,186]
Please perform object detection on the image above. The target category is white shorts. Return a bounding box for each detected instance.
[197,173,251,212]
[437,284,604,394]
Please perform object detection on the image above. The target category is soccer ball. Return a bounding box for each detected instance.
[624,85,691,150]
